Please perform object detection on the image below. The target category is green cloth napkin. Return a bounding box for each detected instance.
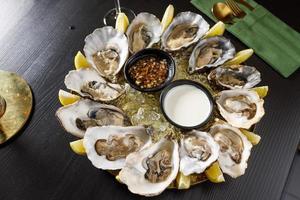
[191,0,300,77]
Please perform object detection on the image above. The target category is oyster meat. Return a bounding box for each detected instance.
[83,126,151,170]
[179,130,219,176]
[189,36,235,73]
[126,12,162,53]
[216,89,265,129]
[56,99,130,137]
[161,12,209,51]
[119,138,179,196]
[64,68,125,102]
[210,122,252,178]
[84,26,128,78]
[208,65,261,89]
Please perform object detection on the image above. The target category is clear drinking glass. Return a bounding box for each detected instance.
[103,0,135,26]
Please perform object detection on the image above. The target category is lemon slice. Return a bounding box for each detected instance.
[115,12,129,33]
[176,172,191,189]
[225,49,254,65]
[58,89,80,106]
[240,129,261,145]
[70,139,86,155]
[203,21,225,38]
[205,162,225,183]
[115,175,122,183]
[252,86,269,98]
[161,4,174,31]
[74,51,90,69]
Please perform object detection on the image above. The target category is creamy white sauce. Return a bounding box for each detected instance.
[163,85,211,127]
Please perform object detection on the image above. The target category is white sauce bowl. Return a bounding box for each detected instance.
[160,80,214,129]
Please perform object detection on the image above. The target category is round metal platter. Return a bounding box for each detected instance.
[0,70,33,144]
[62,38,260,190]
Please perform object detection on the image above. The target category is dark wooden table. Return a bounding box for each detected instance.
[0,0,299,199]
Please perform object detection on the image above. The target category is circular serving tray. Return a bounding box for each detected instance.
[57,13,264,192]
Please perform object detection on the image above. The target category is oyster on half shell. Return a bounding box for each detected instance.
[210,122,252,178]
[126,12,162,53]
[64,68,125,102]
[216,89,265,129]
[119,138,179,196]
[161,12,209,51]
[188,36,235,73]
[208,65,261,89]
[83,126,151,170]
[56,99,130,137]
[179,130,219,176]
[84,26,128,79]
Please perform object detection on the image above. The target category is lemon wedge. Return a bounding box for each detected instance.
[58,89,80,106]
[203,21,226,38]
[74,51,90,69]
[252,86,269,98]
[115,175,123,183]
[176,172,191,189]
[161,4,174,31]
[205,162,225,183]
[69,139,86,155]
[115,12,129,33]
[240,129,261,145]
[225,49,254,65]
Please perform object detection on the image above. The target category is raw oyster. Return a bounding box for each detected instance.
[161,12,209,51]
[188,36,235,73]
[208,65,261,89]
[216,89,265,129]
[56,99,130,137]
[119,138,179,196]
[179,130,219,176]
[64,68,124,102]
[84,26,128,78]
[209,122,252,178]
[83,126,151,170]
[126,12,162,53]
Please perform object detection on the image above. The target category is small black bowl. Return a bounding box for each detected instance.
[123,48,175,93]
[160,80,214,130]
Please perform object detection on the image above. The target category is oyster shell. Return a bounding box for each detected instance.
[119,138,179,196]
[126,12,162,53]
[56,99,130,137]
[179,130,219,176]
[188,36,235,73]
[84,26,128,78]
[209,122,252,178]
[161,12,209,51]
[64,68,124,102]
[83,126,151,170]
[208,65,261,89]
[216,89,265,129]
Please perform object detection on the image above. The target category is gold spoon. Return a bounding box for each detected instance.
[212,2,235,24]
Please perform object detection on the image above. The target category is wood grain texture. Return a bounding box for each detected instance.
[283,152,300,199]
[282,193,300,200]
[0,0,299,200]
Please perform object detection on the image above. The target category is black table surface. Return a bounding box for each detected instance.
[0,0,300,199]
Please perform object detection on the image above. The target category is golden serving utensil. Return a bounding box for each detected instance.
[0,70,33,144]
[234,0,254,11]
[212,2,235,24]
[225,0,246,18]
